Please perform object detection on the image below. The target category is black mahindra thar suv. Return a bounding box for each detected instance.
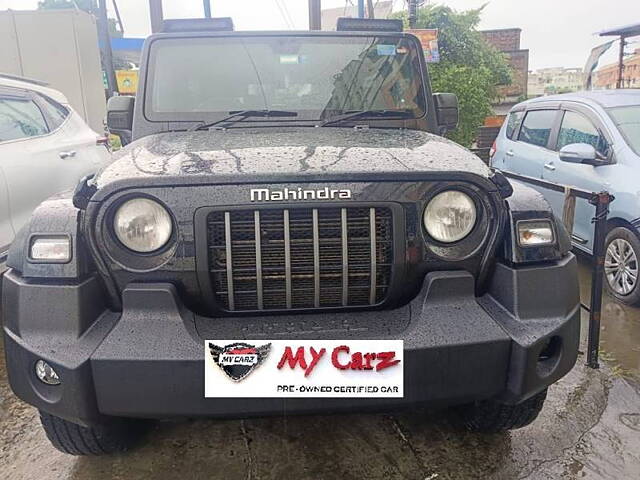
[2,18,580,454]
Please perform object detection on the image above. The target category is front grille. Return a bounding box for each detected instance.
[206,206,394,311]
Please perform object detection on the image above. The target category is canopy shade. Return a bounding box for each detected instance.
[599,23,640,37]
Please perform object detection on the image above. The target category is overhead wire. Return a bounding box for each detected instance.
[280,0,296,29]
[274,0,294,29]
[276,0,295,30]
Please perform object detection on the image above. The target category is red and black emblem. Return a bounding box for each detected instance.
[209,342,271,382]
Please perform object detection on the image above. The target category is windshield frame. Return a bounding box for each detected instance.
[141,31,430,126]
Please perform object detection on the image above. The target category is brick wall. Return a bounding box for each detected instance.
[481,28,522,52]
[480,28,528,101]
[499,50,529,98]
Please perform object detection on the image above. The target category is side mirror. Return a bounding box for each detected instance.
[433,92,459,134]
[106,96,134,146]
[559,143,603,166]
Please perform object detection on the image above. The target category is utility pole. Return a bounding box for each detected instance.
[203,0,211,18]
[97,0,117,97]
[149,0,163,33]
[111,0,124,34]
[408,0,419,28]
[358,0,365,18]
[616,36,626,89]
[366,0,375,19]
[308,0,321,30]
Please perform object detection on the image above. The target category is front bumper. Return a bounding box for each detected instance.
[2,255,580,427]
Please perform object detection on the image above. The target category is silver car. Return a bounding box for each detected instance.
[0,74,111,263]
[491,89,640,305]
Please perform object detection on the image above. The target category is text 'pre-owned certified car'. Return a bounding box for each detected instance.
[491,90,640,305]
[2,18,581,455]
[0,74,112,263]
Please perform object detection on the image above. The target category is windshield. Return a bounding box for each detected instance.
[607,105,640,155]
[145,34,427,123]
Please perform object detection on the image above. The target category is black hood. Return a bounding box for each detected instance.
[94,127,492,197]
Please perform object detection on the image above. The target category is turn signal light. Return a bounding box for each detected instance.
[29,236,71,263]
[517,220,555,247]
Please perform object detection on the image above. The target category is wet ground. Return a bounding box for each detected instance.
[1,260,640,480]
[577,255,640,384]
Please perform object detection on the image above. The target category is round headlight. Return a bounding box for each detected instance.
[424,190,477,243]
[114,198,172,253]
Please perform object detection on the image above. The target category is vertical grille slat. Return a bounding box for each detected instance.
[284,209,292,309]
[254,210,263,310]
[208,205,393,312]
[369,207,377,305]
[341,208,349,306]
[312,208,320,309]
[224,212,235,311]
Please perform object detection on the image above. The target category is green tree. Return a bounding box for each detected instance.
[396,5,512,146]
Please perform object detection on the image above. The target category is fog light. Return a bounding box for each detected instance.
[517,220,554,247]
[35,360,60,385]
[29,236,71,262]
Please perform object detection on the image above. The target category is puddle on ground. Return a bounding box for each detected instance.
[577,255,640,384]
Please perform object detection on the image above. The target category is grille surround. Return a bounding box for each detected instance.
[201,203,398,313]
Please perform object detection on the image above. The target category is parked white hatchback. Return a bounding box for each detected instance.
[0,74,111,261]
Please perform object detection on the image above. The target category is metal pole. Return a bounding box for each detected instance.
[111,0,124,34]
[203,0,211,18]
[616,36,626,89]
[97,0,117,97]
[408,0,418,28]
[149,0,164,34]
[308,0,321,30]
[587,192,614,369]
[358,0,365,18]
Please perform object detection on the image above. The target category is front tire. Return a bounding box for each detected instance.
[455,388,547,433]
[604,227,640,306]
[39,411,147,455]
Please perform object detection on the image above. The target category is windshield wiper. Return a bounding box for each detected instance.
[190,110,298,131]
[318,109,414,127]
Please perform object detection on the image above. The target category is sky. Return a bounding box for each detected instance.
[1,0,639,71]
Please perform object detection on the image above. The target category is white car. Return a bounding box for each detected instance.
[0,74,111,262]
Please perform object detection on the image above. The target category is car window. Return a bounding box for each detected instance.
[506,110,524,139]
[607,105,640,156]
[0,97,49,142]
[557,111,609,156]
[38,94,69,130]
[518,110,556,148]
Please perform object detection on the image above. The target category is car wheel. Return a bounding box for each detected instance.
[39,411,148,455]
[604,227,640,306]
[454,388,547,433]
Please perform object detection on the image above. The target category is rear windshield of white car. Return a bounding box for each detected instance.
[607,105,640,155]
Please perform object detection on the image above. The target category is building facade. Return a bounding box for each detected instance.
[593,48,640,89]
[528,67,585,98]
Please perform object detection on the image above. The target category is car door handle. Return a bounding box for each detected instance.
[505,150,514,157]
[59,151,76,159]
[544,162,556,171]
